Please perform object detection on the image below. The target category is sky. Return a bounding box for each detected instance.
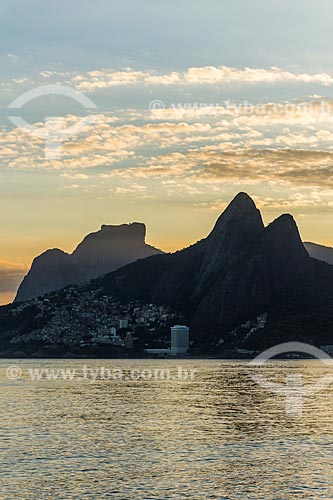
[1,0,333,304]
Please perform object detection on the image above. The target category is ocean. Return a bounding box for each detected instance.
[1,359,333,499]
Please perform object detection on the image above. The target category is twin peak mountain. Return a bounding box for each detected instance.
[15,193,333,346]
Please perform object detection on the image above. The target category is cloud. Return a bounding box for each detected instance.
[2,64,333,95]
[68,66,333,92]
[0,115,214,171]
[182,66,333,86]
[112,184,147,195]
[7,53,19,61]
[1,84,333,210]
[105,147,333,194]
[200,149,333,189]
[194,191,333,212]
[60,173,89,179]
[0,260,27,296]
[40,70,56,78]
[71,69,146,91]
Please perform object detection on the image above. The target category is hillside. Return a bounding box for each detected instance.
[15,223,163,302]
[2,193,333,355]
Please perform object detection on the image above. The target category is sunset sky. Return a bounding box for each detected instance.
[1,0,333,304]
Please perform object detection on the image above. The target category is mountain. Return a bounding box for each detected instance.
[15,223,163,302]
[15,249,77,303]
[90,193,333,348]
[304,242,333,265]
[3,192,333,355]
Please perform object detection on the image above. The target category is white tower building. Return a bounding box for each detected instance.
[171,325,189,355]
[119,319,128,329]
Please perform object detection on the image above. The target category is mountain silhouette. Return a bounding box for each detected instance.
[4,193,333,353]
[89,193,333,348]
[15,223,163,302]
[304,242,333,265]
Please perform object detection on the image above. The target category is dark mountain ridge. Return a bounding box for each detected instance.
[15,223,163,302]
[304,241,333,265]
[2,192,333,354]
[90,193,333,347]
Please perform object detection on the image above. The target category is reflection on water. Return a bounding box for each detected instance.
[1,359,333,499]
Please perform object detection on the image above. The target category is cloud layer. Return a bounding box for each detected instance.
[65,66,333,92]
[1,63,333,304]
[0,260,27,296]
